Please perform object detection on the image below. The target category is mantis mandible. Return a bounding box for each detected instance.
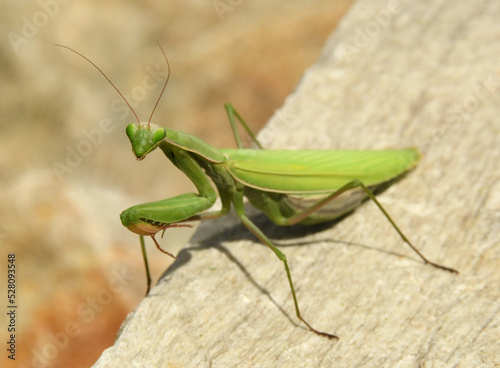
[58,44,458,340]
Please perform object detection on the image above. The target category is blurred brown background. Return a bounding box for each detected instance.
[0,1,353,366]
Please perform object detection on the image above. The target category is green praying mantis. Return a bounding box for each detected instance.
[58,44,458,340]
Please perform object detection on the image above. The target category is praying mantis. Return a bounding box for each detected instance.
[58,44,457,340]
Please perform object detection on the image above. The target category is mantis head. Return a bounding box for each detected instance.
[125,123,166,160]
[56,42,171,160]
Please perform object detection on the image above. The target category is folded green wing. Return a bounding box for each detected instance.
[220,148,421,193]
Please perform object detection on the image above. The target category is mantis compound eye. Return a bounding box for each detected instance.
[152,128,166,143]
[126,123,138,140]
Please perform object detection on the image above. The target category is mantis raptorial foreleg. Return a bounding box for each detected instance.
[140,224,193,294]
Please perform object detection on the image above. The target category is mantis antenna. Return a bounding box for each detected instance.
[148,41,170,127]
[55,42,171,127]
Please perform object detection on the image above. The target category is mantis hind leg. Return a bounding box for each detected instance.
[270,180,458,274]
[232,190,338,339]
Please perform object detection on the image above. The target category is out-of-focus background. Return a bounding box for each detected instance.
[0,1,353,366]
